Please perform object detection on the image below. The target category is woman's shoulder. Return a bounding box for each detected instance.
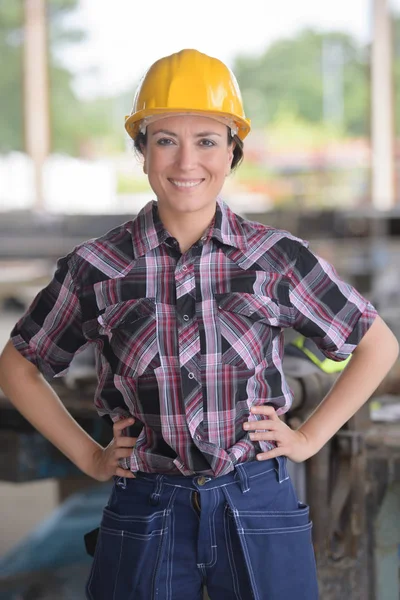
[66,219,137,280]
[238,214,308,259]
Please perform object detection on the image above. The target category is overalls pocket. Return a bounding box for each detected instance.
[86,506,169,600]
[224,501,318,600]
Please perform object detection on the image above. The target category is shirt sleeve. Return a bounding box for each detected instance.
[10,253,88,378]
[288,243,378,361]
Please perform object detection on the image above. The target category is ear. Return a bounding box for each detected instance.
[141,144,148,174]
[226,142,235,175]
[227,142,236,175]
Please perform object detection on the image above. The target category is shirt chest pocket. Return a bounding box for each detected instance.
[215,293,282,370]
[98,298,160,377]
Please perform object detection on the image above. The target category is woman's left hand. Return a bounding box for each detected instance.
[243,405,315,463]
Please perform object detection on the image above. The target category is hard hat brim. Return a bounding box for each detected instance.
[125,108,251,141]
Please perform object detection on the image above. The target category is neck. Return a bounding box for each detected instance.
[158,203,216,254]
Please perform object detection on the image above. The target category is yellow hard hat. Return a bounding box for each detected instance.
[125,49,251,141]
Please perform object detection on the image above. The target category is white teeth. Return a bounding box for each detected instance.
[170,180,201,188]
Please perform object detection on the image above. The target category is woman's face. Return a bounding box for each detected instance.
[141,115,234,218]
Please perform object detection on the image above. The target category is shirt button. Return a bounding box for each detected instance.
[197,476,207,486]
[188,372,195,379]
[183,314,189,321]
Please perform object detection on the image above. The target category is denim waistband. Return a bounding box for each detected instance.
[115,456,289,498]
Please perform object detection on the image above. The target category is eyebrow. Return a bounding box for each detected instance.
[151,129,223,138]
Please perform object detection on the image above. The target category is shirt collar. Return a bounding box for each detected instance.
[211,198,248,253]
[130,201,170,257]
[131,199,248,258]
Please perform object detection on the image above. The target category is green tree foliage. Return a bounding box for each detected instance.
[0,0,121,155]
[233,29,370,136]
[0,2,24,151]
[2,6,400,155]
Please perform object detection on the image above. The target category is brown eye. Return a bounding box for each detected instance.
[199,139,215,147]
[156,138,175,146]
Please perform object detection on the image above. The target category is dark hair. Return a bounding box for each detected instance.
[133,127,244,172]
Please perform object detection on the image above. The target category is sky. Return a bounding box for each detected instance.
[62,0,400,99]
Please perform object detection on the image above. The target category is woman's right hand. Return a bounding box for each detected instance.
[89,417,137,481]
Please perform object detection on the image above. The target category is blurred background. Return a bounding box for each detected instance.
[1,1,400,598]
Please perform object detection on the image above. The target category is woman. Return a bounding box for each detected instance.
[0,49,398,600]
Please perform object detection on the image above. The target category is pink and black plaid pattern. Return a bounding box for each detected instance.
[11,200,377,476]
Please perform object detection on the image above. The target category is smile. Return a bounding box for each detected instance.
[169,179,203,188]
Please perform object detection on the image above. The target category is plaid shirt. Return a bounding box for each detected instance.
[11,200,377,477]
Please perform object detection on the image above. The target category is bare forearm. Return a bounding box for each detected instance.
[0,342,102,477]
[298,316,399,453]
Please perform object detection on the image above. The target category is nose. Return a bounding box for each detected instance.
[175,141,197,170]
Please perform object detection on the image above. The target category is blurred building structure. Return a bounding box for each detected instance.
[23,0,50,210]
[371,0,396,209]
